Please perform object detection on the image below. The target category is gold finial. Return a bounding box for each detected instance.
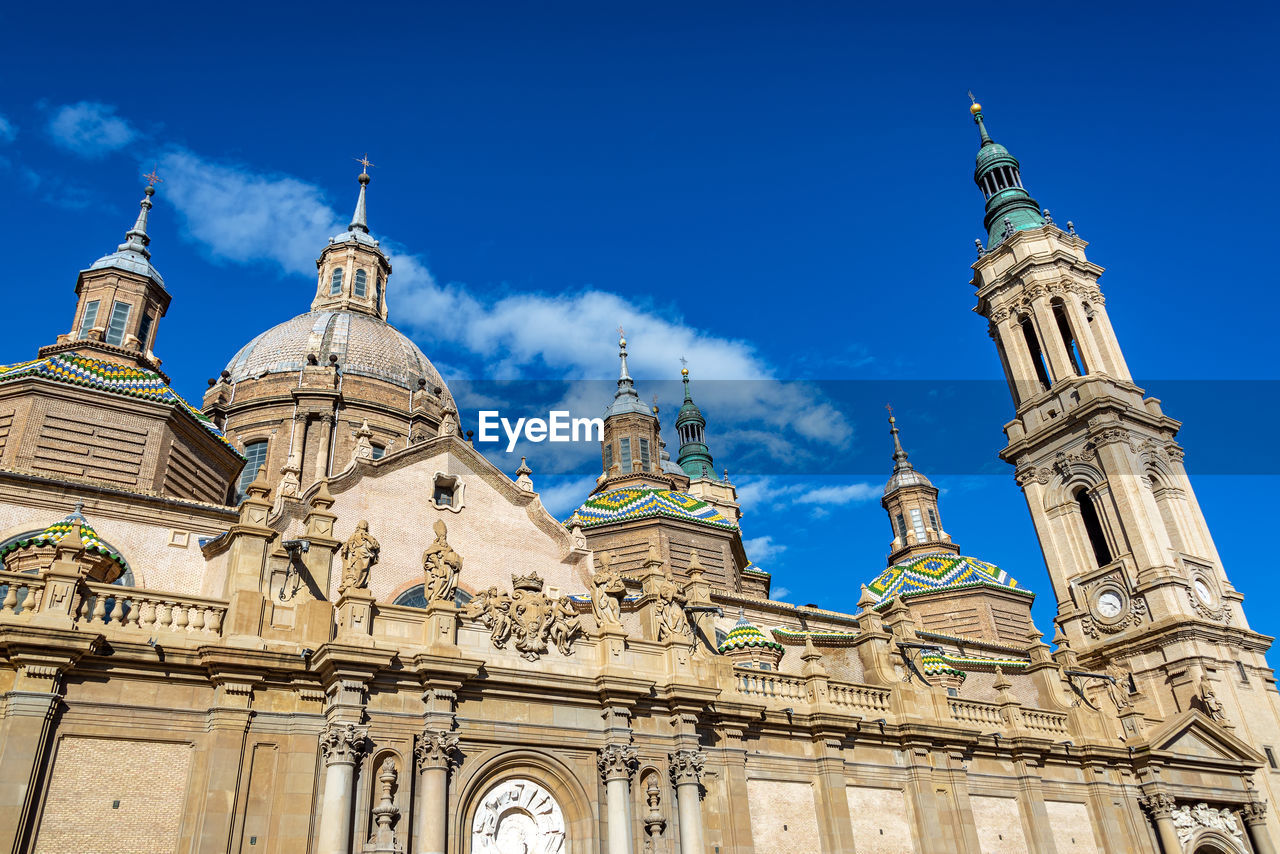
[355,153,375,175]
[968,91,982,115]
[143,165,164,188]
[681,368,689,377]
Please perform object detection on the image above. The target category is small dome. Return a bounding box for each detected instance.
[885,467,933,493]
[866,553,1027,604]
[976,141,1015,169]
[565,487,735,531]
[224,310,449,394]
[718,615,783,654]
[87,245,164,288]
[0,505,127,577]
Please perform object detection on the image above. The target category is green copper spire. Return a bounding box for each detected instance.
[969,97,1044,247]
[675,366,715,479]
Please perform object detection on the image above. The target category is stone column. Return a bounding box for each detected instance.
[1139,792,1182,854]
[1243,801,1278,854]
[670,749,706,854]
[316,722,368,854]
[599,744,638,854]
[414,729,459,854]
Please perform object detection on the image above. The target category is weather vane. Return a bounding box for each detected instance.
[143,165,163,187]
[355,153,375,173]
[617,325,625,338]
[967,90,977,104]
[679,356,688,369]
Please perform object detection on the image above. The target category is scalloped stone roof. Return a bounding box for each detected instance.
[223,310,449,395]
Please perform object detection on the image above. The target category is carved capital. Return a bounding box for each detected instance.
[1139,791,1176,820]
[414,729,461,772]
[598,743,639,783]
[669,748,706,786]
[1242,800,1268,825]
[319,722,368,766]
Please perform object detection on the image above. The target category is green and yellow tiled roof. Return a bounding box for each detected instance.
[867,553,1029,604]
[0,506,126,568]
[718,615,784,654]
[919,649,1029,680]
[565,488,735,531]
[770,626,860,645]
[742,562,770,577]
[0,351,239,454]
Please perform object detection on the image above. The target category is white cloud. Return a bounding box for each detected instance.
[793,483,881,505]
[532,474,600,519]
[48,102,137,157]
[0,116,15,144]
[735,476,881,515]
[147,141,854,458]
[157,149,342,274]
[771,586,791,600]
[742,534,786,563]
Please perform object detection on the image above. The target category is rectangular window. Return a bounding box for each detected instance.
[639,437,650,470]
[619,438,632,471]
[604,444,613,472]
[105,302,132,346]
[1266,747,1278,770]
[927,508,940,531]
[895,513,908,540]
[1238,661,1250,684]
[137,312,155,349]
[236,440,269,501]
[434,485,454,507]
[371,444,385,460]
[78,300,100,339]
[910,508,927,542]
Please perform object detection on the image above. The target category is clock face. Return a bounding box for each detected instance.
[1096,591,1123,618]
[1194,579,1214,604]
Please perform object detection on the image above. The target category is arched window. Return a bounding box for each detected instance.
[354,269,368,297]
[1075,487,1112,568]
[1052,299,1086,376]
[330,268,344,296]
[1020,315,1052,391]
[237,440,269,501]
[393,584,472,609]
[375,274,383,309]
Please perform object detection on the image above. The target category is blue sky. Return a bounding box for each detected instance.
[2,2,1277,646]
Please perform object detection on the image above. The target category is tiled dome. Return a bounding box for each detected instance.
[565,488,735,531]
[223,310,449,394]
[718,615,783,654]
[866,553,1027,603]
[0,505,126,569]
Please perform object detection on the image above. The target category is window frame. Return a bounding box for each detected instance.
[104,301,133,347]
[329,267,344,296]
[79,299,101,339]
[236,440,270,500]
[353,269,368,297]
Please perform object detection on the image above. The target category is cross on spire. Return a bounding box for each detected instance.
[679,355,688,369]
[355,153,375,174]
[143,166,163,187]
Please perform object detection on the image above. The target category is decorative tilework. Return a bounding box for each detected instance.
[0,351,237,453]
[770,626,860,646]
[866,553,1028,604]
[565,488,735,530]
[718,616,784,654]
[919,649,1029,678]
[0,506,126,568]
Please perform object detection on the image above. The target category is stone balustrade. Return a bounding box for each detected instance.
[947,697,1005,727]
[828,682,892,713]
[0,571,45,616]
[1018,707,1070,735]
[735,668,808,701]
[77,581,228,636]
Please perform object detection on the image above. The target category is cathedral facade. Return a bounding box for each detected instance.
[0,103,1276,854]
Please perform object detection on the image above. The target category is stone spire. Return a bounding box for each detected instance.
[676,366,714,479]
[880,410,956,562]
[969,97,1044,247]
[605,330,651,418]
[350,169,370,233]
[119,186,155,258]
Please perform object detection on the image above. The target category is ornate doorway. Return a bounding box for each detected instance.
[470,778,568,854]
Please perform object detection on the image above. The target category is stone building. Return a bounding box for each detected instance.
[0,102,1277,854]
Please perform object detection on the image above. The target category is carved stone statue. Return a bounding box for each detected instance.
[548,595,583,656]
[1197,673,1227,723]
[656,568,691,642]
[1104,661,1132,711]
[590,552,626,628]
[466,574,583,661]
[338,520,380,594]
[421,519,461,603]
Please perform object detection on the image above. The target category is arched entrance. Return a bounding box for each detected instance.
[470,778,567,854]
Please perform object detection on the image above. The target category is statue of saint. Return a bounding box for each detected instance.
[656,569,691,641]
[589,553,626,628]
[1104,661,1132,711]
[1198,673,1227,723]
[338,520,380,594]
[421,519,462,603]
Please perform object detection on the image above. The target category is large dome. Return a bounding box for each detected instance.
[224,310,449,394]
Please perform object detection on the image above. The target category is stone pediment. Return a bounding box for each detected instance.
[1141,710,1264,767]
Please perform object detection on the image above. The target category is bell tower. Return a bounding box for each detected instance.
[312,163,392,320]
[969,99,1280,815]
